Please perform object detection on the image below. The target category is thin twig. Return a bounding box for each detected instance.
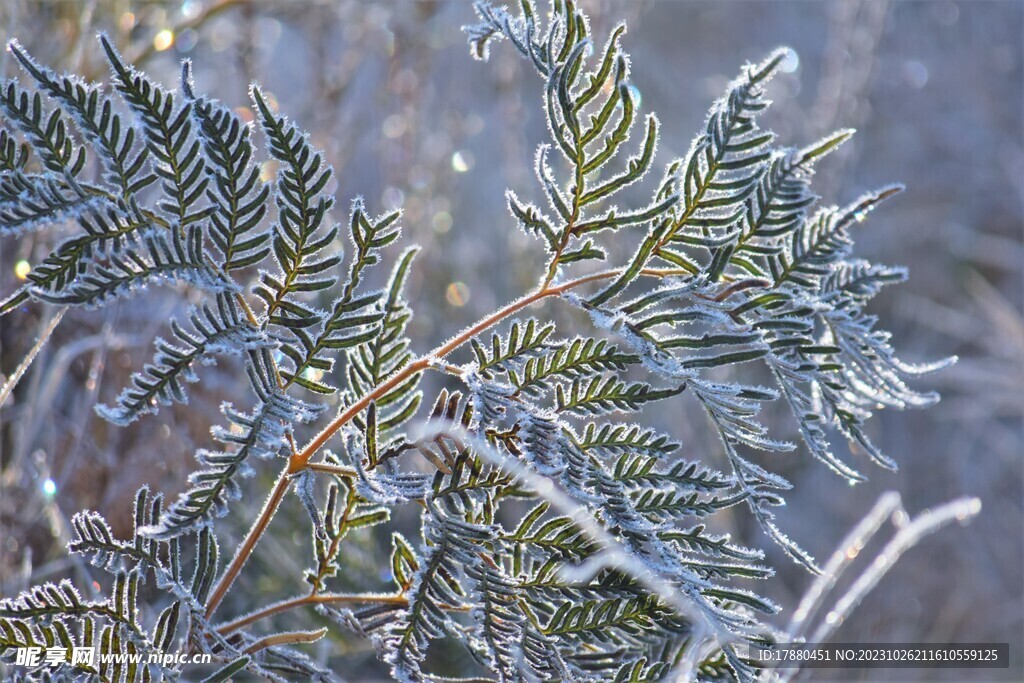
[306,462,357,478]
[205,467,291,619]
[126,0,248,68]
[217,592,407,636]
[785,491,901,643]
[806,496,981,646]
[0,306,65,410]
[288,266,686,473]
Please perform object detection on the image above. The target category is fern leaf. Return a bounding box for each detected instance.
[730,130,851,276]
[555,375,683,416]
[30,223,235,308]
[96,293,273,425]
[346,247,421,431]
[464,560,525,682]
[0,169,103,236]
[100,35,208,224]
[251,84,339,337]
[2,199,151,315]
[8,40,153,196]
[183,62,271,274]
[386,505,493,680]
[0,77,87,176]
[283,201,402,395]
[654,50,787,273]
[613,454,733,492]
[471,317,555,377]
[772,185,903,288]
[578,422,679,458]
[510,337,637,398]
[142,351,324,539]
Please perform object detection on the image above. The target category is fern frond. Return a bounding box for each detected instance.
[555,375,683,416]
[96,293,273,425]
[183,62,271,273]
[684,49,784,223]
[507,504,596,559]
[0,168,102,236]
[632,488,746,523]
[464,560,525,683]
[251,84,339,335]
[613,454,733,492]
[142,351,324,539]
[771,185,903,288]
[2,199,151,315]
[510,337,637,398]
[0,77,87,177]
[729,130,851,277]
[471,317,555,377]
[544,594,669,646]
[579,422,679,458]
[385,504,492,680]
[283,200,403,395]
[822,258,907,302]
[100,34,208,224]
[8,40,153,196]
[345,246,421,431]
[468,0,674,283]
[31,223,235,308]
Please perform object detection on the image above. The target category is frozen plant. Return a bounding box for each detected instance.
[0,1,962,681]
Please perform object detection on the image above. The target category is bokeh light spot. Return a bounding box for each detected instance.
[176,28,198,53]
[445,282,469,307]
[383,114,407,139]
[153,29,175,52]
[180,0,201,20]
[902,60,929,89]
[451,150,474,173]
[260,160,278,182]
[432,211,452,234]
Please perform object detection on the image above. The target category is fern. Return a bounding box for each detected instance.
[100,35,208,225]
[8,40,153,196]
[32,222,234,307]
[96,292,273,425]
[0,3,958,682]
[250,84,340,334]
[182,62,270,274]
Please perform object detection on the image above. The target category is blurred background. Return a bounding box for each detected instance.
[1,1,1021,680]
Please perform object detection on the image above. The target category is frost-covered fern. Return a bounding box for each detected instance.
[1,2,955,681]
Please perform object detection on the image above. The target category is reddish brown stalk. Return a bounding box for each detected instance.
[217,592,409,636]
[205,266,687,621]
[205,467,291,619]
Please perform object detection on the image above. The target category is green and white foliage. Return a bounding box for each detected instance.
[0,488,329,682]
[1,2,948,682]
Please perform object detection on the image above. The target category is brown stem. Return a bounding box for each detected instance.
[217,592,408,636]
[283,273,597,475]
[206,265,688,620]
[205,467,291,619]
[306,462,357,478]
